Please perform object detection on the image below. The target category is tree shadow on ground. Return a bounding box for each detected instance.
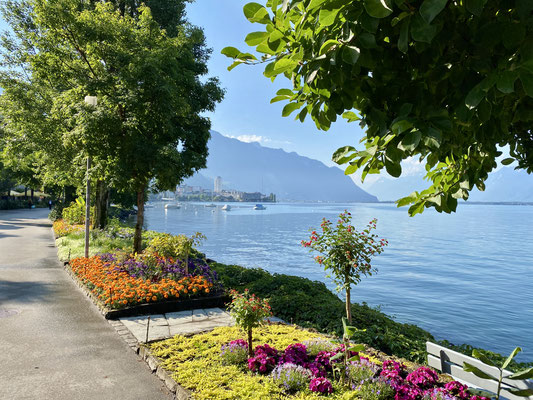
[0,279,53,305]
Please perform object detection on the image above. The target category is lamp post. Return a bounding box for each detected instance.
[84,95,97,258]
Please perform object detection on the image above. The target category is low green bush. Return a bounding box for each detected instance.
[210,262,433,364]
[62,197,94,225]
[211,262,533,370]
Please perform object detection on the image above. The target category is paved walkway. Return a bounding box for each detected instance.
[120,308,235,343]
[0,209,171,400]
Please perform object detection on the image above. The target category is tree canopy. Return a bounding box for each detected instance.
[223,0,533,215]
[0,0,223,250]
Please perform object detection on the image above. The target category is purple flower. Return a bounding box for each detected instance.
[309,377,333,394]
[220,340,248,365]
[282,343,308,366]
[444,381,469,399]
[248,344,279,374]
[271,363,312,392]
[395,384,423,400]
[406,367,439,389]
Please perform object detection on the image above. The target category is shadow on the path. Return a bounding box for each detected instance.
[0,280,53,304]
[0,223,23,230]
[0,232,18,239]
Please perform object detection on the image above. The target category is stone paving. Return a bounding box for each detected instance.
[120,307,235,342]
[119,307,285,343]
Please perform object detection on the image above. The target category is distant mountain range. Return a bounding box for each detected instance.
[183,131,378,202]
[359,165,533,203]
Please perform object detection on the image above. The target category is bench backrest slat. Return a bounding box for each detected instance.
[426,342,533,400]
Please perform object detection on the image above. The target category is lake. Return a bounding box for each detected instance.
[145,202,533,361]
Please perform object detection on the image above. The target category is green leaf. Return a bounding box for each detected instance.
[319,7,341,26]
[419,0,447,24]
[508,367,533,380]
[463,362,497,380]
[243,2,271,23]
[411,14,437,43]
[359,33,377,49]
[342,111,360,122]
[501,158,514,166]
[408,201,425,216]
[398,19,409,53]
[467,389,495,398]
[385,159,402,177]
[320,39,339,55]
[227,60,244,71]
[496,71,517,94]
[270,95,289,103]
[465,82,487,110]
[282,102,302,117]
[221,46,242,58]
[464,0,488,16]
[308,0,327,10]
[508,389,533,397]
[364,0,393,19]
[272,58,296,74]
[277,88,293,96]
[397,192,417,207]
[332,145,356,164]
[520,71,533,98]
[502,23,526,50]
[342,45,360,64]
[345,163,359,175]
[502,347,522,370]
[423,127,442,149]
[348,344,366,352]
[472,349,497,367]
[245,31,269,46]
[391,119,413,135]
[398,130,421,151]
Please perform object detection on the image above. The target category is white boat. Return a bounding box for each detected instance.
[253,204,266,210]
[164,203,180,209]
[205,203,217,208]
[161,197,175,201]
[221,204,231,211]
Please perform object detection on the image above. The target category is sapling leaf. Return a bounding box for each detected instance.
[463,362,497,380]
[472,349,496,367]
[508,367,533,380]
[502,347,522,370]
[508,389,533,397]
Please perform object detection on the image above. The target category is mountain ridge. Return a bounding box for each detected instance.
[183,131,378,202]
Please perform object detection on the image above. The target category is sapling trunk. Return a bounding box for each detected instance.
[133,189,145,254]
[247,328,253,357]
[345,268,352,323]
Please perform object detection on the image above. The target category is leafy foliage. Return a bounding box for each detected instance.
[223,0,533,215]
[62,197,93,225]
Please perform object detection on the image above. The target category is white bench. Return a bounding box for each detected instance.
[426,342,533,400]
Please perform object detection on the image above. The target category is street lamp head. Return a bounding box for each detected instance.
[84,95,98,106]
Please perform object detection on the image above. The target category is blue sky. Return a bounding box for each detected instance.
[185,0,366,167]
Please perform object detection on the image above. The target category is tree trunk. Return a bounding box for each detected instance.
[24,186,27,200]
[133,189,145,254]
[345,268,352,323]
[93,180,109,229]
[248,328,253,357]
[30,188,34,202]
[64,185,76,205]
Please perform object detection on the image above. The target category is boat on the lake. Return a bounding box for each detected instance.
[205,203,217,208]
[164,203,180,209]
[253,204,266,210]
[221,204,231,211]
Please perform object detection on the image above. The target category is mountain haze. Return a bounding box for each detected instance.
[184,131,377,202]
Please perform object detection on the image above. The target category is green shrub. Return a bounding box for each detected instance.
[147,232,204,260]
[0,199,26,210]
[210,262,433,363]
[62,197,93,225]
[48,203,66,221]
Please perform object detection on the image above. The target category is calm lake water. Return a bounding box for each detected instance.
[145,202,533,361]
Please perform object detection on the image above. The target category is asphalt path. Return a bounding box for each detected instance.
[0,208,171,400]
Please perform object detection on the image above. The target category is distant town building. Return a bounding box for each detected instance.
[214,176,222,193]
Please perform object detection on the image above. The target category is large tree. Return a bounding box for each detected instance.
[1,0,223,250]
[223,0,533,215]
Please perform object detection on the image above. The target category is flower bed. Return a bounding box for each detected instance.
[150,325,490,400]
[69,253,221,310]
[53,219,84,237]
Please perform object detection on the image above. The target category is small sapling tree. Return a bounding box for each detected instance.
[227,289,272,357]
[302,211,388,323]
